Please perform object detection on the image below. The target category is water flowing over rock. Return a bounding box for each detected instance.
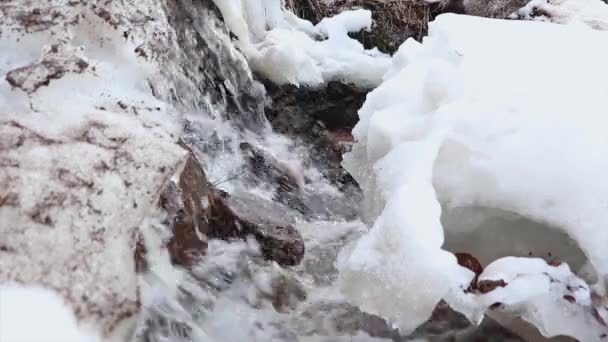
[5,0,604,341]
[159,149,305,268]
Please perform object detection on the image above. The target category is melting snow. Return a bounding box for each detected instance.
[511,0,608,30]
[0,285,100,342]
[339,13,608,341]
[211,0,391,87]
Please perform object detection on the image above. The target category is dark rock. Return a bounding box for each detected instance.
[239,142,304,193]
[263,81,364,219]
[295,300,524,341]
[134,231,148,273]
[269,273,308,312]
[458,0,529,19]
[265,81,365,134]
[159,148,305,268]
[247,264,308,313]
[411,301,472,338]
[296,301,403,340]
[157,0,268,132]
[238,139,360,220]
[214,191,306,266]
[410,301,525,341]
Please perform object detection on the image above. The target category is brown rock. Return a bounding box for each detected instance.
[455,252,483,291]
[166,210,207,267]
[160,148,210,268]
[478,279,508,294]
[212,191,306,266]
[160,147,305,268]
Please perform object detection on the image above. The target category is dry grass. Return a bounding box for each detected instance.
[285,0,329,23]
[285,0,432,53]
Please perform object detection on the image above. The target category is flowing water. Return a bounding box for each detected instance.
[133,2,524,341]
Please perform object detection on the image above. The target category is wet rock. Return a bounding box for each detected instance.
[459,0,529,18]
[411,302,525,341]
[263,80,363,219]
[294,300,525,341]
[265,81,365,135]
[246,262,308,313]
[166,209,207,267]
[478,279,508,294]
[295,301,403,340]
[157,0,268,132]
[323,129,355,155]
[159,149,305,267]
[240,142,305,192]
[159,146,210,267]
[455,252,483,290]
[215,191,306,266]
[268,272,308,313]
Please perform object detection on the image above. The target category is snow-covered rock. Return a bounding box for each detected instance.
[511,0,608,30]
[0,1,188,339]
[461,0,528,18]
[339,13,608,341]
[211,0,391,87]
[0,285,101,342]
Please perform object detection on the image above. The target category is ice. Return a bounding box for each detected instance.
[316,9,372,38]
[339,13,608,340]
[211,0,391,87]
[511,0,608,30]
[0,285,100,342]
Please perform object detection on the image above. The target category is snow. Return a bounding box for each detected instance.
[316,9,372,38]
[339,13,608,340]
[0,1,188,339]
[0,285,100,342]
[211,0,391,87]
[511,0,608,30]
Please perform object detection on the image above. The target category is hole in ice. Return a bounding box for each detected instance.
[441,206,594,281]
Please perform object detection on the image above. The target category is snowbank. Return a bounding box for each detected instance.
[211,0,391,87]
[0,1,188,339]
[0,285,100,342]
[511,0,608,30]
[339,13,608,340]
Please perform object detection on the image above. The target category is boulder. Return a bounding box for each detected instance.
[159,148,305,268]
[0,113,187,339]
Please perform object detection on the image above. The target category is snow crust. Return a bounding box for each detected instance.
[211,0,391,87]
[0,285,100,342]
[0,1,187,339]
[339,13,608,340]
[511,0,608,30]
